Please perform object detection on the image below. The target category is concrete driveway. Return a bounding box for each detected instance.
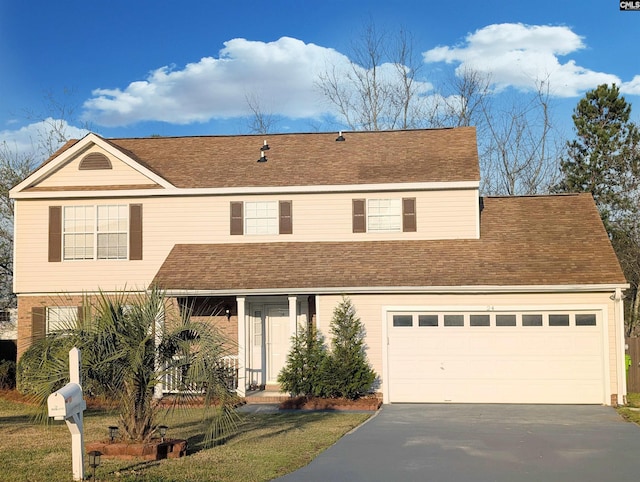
[275,404,640,482]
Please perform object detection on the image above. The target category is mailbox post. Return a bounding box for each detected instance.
[47,348,87,481]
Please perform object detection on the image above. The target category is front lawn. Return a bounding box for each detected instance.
[0,392,371,481]
[617,392,640,425]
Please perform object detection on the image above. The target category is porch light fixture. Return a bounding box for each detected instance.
[158,425,168,443]
[88,450,101,480]
[257,151,267,162]
[108,425,118,443]
[336,131,345,141]
[261,139,270,151]
[225,306,232,320]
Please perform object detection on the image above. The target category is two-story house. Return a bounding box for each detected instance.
[10,127,629,405]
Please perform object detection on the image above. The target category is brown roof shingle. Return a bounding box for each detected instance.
[99,127,479,188]
[152,193,626,292]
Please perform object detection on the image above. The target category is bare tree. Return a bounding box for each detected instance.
[316,22,431,131]
[245,93,280,134]
[479,79,561,195]
[0,145,37,309]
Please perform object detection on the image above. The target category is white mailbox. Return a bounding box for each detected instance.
[47,382,86,421]
[48,347,86,481]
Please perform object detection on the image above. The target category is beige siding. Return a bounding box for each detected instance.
[37,146,157,187]
[13,189,478,293]
[316,292,618,403]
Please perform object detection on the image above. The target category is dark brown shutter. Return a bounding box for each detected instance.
[352,199,366,233]
[230,202,243,235]
[129,204,143,260]
[402,198,416,232]
[279,201,292,234]
[48,206,62,262]
[32,306,46,341]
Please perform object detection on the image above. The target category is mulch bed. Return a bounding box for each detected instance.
[279,395,381,411]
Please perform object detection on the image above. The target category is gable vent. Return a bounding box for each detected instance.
[79,152,112,170]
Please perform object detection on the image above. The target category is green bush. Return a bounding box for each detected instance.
[0,359,16,389]
[278,322,328,397]
[278,296,376,400]
[323,296,376,399]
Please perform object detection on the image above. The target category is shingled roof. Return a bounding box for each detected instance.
[45,127,479,189]
[152,193,626,292]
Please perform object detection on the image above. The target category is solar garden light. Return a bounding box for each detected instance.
[159,425,168,443]
[88,450,101,480]
[108,426,118,443]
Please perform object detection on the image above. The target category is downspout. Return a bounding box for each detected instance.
[614,288,627,405]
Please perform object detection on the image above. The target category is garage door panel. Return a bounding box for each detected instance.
[388,311,604,404]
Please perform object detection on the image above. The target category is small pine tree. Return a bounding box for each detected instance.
[277,322,328,397]
[325,296,376,400]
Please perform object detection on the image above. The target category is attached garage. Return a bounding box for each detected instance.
[386,309,606,404]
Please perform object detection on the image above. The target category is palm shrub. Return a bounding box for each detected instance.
[323,296,376,400]
[17,288,239,445]
[277,322,328,397]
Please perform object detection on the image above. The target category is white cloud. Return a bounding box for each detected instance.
[423,23,620,97]
[83,37,349,126]
[0,118,88,160]
[621,75,640,95]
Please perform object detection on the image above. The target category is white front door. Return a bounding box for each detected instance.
[267,305,290,382]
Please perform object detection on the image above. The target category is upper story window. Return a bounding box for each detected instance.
[367,199,402,232]
[63,205,128,260]
[230,201,292,235]
[245,201,278,235]
[353,198,416,233]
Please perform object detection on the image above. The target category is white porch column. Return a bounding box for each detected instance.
[288,295,298,336]
[236,297,246,397]
[153,301,165,399]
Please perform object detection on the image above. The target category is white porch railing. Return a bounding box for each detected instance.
[162,355,239,395]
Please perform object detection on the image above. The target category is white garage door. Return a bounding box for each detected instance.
[387,311,605,404]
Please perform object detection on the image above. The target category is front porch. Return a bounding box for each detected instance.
[163,293,316,399]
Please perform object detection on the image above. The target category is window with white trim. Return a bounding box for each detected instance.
[63,205,128,260]
[367,199,402,232]
[245,201,278,235]
[47,307,78,333]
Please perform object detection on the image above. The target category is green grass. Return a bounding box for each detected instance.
[617,392,640,425]
[0,393,371,482]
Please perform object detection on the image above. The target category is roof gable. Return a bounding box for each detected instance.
[10,133,172,196]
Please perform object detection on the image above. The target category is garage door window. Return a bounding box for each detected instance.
[444,314,464,327]
[418,315,438,327]
[393,314,413,327]
[522,314,543,326]
[470,314,490,326]
[496,314,517,326]
[576,314,597,326]
[549,314,570,326]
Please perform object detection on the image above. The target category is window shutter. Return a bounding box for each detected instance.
[48,206,62,262]
[230,202,243,235]
[129,204,143,260]
[352,199,366,233]
[32,306,46,340]
[402,198,417,232]
[279,200,292,234]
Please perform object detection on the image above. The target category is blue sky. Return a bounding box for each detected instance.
[1,0,639,159]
